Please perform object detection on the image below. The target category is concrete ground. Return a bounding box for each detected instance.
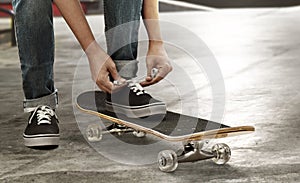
[1,5,300,183]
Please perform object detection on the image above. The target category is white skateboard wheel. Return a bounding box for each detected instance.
[211,143,231,165]
[86,124,102,142]
[158,150,178,173]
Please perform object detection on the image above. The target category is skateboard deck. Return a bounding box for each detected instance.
[76,90,254,142]
[76,90,255,172]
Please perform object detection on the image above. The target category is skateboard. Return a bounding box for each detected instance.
[76,90,255,172]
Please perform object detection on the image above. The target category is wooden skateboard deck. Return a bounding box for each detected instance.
[76,91,254,142]
[76,90,255,172]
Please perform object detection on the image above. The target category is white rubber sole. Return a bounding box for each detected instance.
[23,135,59,147]
[106,102,166,118]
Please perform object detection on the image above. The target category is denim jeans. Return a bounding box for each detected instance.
[12,0,143,112]
[104,0,143,79]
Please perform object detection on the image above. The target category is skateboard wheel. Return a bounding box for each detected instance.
[133,131,146,138]
[86,124,102,142]
[157,150,178,173]
[211,143,231,165]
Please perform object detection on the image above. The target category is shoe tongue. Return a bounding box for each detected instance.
[38,119,51,124]
[40,105,50,110]
[38,106,54,116]
[129,83,144,91]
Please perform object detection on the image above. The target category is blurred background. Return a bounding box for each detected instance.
[2,0,300,16]
[1,0,300,46]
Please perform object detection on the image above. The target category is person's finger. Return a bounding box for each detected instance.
[146,68,153,81]
[145,76,152,82]
[141,67,156,86]
[107,62,120,81]
[151,75,164,84]
[96,78,114,93]
[145,66,159,82]
[95,69,114,93]
[140,76,163,87]
[96,83,111,93]
[140,65,172,87]
[140,80,149,87]
[157,64,172,78]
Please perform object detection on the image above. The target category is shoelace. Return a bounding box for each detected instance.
[30,106,56,125]
[113,68,159,86]
[129,83,147,96]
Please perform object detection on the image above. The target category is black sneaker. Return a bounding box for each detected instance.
[23,105,60,148]
[106,83,166,118]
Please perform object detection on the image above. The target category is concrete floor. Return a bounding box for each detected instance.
[0,6,300,183]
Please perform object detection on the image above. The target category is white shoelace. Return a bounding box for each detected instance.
[113,68,159,86]
[29,106,55,125]
[129,83,147,96]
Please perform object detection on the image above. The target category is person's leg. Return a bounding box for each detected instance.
[13,0,59,147]
[103,0,166,118]
[103,0,143,79]
[13,0,57,112]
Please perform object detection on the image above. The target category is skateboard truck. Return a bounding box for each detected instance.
[157,141,231,173]
[86,123,146,141]
[177,141,214,163]
[106,123,146,138]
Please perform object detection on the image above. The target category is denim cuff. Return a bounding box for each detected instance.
[23,89,58,113]
[114,60,138,79]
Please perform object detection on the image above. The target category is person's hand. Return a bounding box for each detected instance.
[140,42,172,87]
[85,42,125,93]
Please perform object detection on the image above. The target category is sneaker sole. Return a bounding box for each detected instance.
[23,134,59,147]
[106,102,166,118]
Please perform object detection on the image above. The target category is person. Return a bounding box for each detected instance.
[12,0,172,148]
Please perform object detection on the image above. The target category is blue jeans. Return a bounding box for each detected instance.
[12,0,143,112]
